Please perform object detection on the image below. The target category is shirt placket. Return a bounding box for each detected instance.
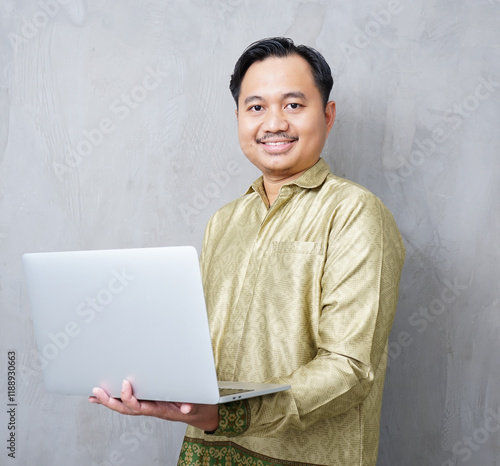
[226,186,295,380]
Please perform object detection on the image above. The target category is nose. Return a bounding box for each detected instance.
[262,106,289,132]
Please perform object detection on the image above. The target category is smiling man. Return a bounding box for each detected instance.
[90,37,405,465]
[235,52,336,206]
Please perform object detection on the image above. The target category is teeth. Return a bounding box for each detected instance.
[265,141,290,146]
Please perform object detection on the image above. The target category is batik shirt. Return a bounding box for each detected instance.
[178,158,405,465]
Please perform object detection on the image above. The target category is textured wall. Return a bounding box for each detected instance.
[1,1,499,465]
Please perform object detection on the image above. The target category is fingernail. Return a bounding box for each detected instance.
[122,380,127,392]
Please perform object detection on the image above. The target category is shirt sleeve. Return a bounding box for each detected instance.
[238,193,405,438]
[207,400,250,437]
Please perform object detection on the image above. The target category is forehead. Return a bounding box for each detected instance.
[239,54,320,103]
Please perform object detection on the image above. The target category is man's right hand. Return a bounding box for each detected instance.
[89,379,220,432]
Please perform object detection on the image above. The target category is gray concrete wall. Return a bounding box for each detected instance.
[1,1,499,464]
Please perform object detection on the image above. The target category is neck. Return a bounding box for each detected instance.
[262,169,305,207]
[260,159,320,206]
[263,179,280,207]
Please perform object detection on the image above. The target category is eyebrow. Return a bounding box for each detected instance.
[243,91,308,106]
[282,91,307,101]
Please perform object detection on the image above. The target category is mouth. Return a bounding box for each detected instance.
[257,135,298,154]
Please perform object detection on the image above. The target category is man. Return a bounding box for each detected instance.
[90,37,405,465]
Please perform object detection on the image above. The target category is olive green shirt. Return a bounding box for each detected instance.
[178,158,405,465]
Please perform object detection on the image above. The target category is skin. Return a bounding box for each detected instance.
[89,380,219,432]
[89,53,335,430]
[236,54,336,206]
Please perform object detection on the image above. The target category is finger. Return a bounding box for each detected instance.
[92,387,110,403]
[120,380,142,412]
[180,403,194,415]
[92,387,132,415]
[121,379,133,396]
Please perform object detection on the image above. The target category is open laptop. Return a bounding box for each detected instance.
[22,246,290,404]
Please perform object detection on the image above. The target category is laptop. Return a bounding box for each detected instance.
[22,246,290,404]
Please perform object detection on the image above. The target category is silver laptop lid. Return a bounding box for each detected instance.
[23,246,221,404]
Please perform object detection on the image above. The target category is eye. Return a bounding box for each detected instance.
[250,105,263,112]
[286,103,302,110]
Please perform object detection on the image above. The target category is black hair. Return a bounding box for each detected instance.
[229,37,334,108]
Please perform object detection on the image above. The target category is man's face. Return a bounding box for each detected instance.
[236,54,335,183]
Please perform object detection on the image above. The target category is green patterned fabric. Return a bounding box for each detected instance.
[178,439,296,466]
[210,400,249,437]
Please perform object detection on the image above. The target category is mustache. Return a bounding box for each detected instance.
[256,133,298,143]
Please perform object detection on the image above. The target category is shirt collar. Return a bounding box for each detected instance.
[244,158,332,198]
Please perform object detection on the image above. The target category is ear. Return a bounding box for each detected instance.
[235,108,239,121]
[325,101,336,133]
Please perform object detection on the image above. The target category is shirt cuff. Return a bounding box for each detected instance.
[206,399,250,437]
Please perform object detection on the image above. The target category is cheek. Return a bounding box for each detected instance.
[237,126,253,149]
[242,141,258,156]
[238,121,250,138]
[238,123,258,145]
[303,120,327,143]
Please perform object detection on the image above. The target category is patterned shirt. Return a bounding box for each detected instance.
[178,158,405,465]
